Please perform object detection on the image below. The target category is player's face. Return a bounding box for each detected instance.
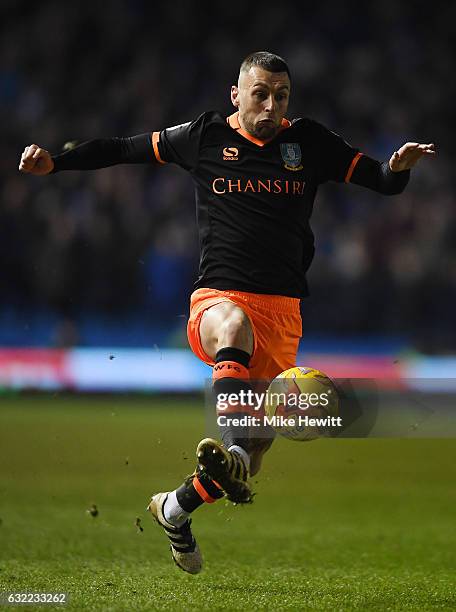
[231,66,290,140]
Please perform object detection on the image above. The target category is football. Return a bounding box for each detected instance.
[264,366,339,441]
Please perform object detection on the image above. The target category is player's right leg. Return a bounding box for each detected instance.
[147,460,228,574]
[147,301,254,573]
[147,491,203,575]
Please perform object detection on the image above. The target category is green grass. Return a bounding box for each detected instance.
[0,395,455,611]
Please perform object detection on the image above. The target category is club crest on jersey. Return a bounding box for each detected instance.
[280,143,303,171]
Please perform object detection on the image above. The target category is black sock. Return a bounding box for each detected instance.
[175,466,224,513]
[213,347,253,452]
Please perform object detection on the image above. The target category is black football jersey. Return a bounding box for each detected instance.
[152,111,361,298]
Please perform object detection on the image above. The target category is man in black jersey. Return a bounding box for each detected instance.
[19,51,434,574]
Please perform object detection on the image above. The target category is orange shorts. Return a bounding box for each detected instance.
[187,288,302,381]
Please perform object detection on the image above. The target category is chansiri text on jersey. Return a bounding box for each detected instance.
[212,177,306,195]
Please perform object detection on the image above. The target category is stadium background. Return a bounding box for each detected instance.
[2,0,455,354]
[1,2,455,609]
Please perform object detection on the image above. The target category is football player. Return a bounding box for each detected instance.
[19,51,434,574]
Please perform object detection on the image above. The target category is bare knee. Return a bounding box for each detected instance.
[200,302,253,360]
[220,309,251,348]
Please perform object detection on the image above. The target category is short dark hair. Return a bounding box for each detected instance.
[240,51,291,80]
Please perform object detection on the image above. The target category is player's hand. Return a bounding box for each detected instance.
[389,142,435,172]
[19,144,54,175]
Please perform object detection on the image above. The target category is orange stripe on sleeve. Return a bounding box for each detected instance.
[344,152,363,183]
[151,131,166,164]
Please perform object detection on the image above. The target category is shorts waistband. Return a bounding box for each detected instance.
[191,288,301,314]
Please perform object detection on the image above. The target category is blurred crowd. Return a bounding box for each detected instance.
[1,0,455,351]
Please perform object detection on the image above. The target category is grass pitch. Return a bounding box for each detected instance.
[0,395,455,611]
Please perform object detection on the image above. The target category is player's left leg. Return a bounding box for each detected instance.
[221,293,302,477]
[196,294,302,486]
[196,300,256,503]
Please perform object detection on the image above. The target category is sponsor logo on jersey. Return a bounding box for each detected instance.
[223,147,239,161]
[212,177,306,195]
[280,143,303,171]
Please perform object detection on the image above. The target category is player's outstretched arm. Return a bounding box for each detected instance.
[19,135,154,175]
[389,142,435,172]
[349,141,436,195]
[19,144,54,175]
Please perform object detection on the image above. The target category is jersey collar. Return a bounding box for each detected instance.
[226,111,291,147]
